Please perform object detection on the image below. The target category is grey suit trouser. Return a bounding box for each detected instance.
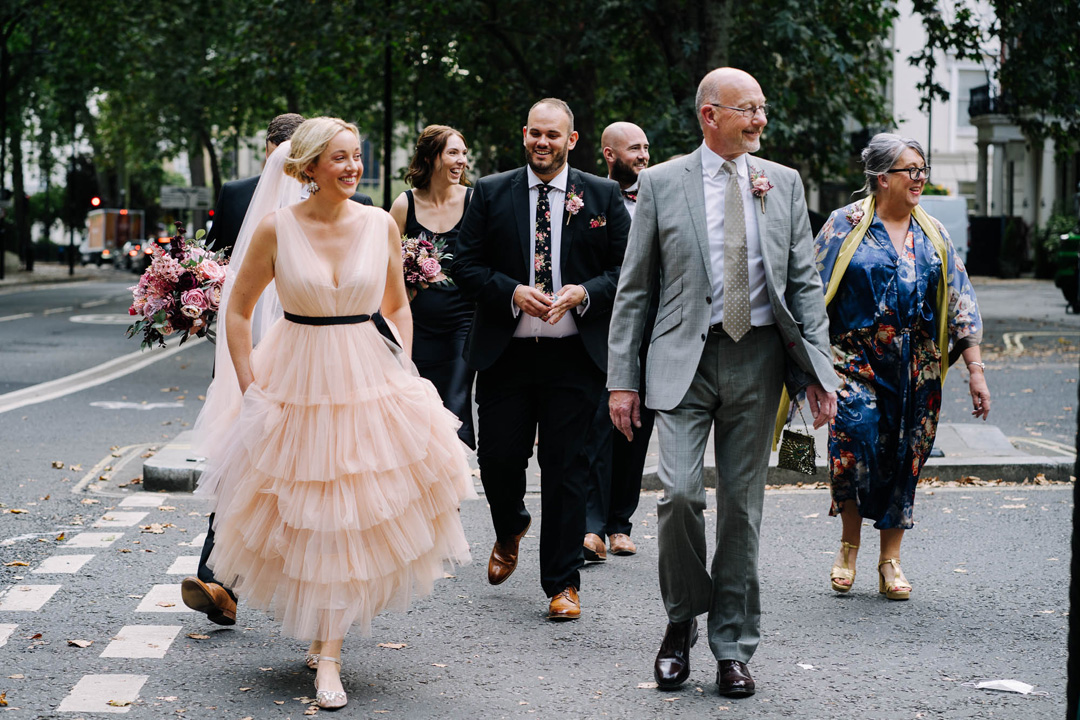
[655,325,784,664]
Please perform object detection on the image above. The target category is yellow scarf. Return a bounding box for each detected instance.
[772,196,951,449]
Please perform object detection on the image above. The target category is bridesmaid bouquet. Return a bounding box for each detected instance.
[400,233,453,288]
[126,221,228,349]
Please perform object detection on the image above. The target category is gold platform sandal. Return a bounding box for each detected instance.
[830,541,859,593]
[878,558,911,600]
[314,656,347,710]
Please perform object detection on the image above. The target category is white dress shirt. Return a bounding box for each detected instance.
[700,143,775,328]
[619,179,639,220]
[513,165,581,338]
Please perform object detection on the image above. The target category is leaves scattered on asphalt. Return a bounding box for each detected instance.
[636,682,658,689]
[3,561,28,567]
[67,639,93,648]
[187,633,210,640]
[106,699,131,707]
[377,642,407,649]
[155,601,175,608]
[51,461,64,469]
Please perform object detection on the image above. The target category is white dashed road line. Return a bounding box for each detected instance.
[93,511,150,528]
[57,673,148,713]
[135,584,191,613]
[0,312,33,323]
[31,554,95,574]
[165,556,200,575]
[43,305,75,315]
[119,494,172,508]
[180,532,208,548]
[0,584,62,612]
[80,298,111,308]
[0,623,17,647]
[65,532,122,548]
[100,625,182,659]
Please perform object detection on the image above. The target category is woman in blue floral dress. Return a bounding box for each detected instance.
[814,134,990,600]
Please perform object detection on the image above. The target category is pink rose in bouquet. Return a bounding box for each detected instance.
[420,257,442,279]
[400,232,453,290]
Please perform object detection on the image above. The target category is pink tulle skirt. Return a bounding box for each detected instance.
[196,319,474,641]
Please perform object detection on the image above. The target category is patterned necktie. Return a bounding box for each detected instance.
[622,189,637,203]
[722,161,750,342]
[534,184,554,294]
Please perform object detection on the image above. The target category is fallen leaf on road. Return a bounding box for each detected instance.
[7,509,27,514]
[797,663,814,669]
[28,633,42,639]
[70,464,82,471]
[68,639,93,648]
[55,533,65,541]
[637,682,658,689]
[274,701,285,705]
[239,687,252,691]
[80,498,100,505]
[432,663,447,668]
[954,568,968,573]
[187,633,210,640]
[157,506,176,511]
[140,523,174,534]
[4,561,29,567]
[377,642,407,649]
[8,675,24,679]
[304,707,318,715]
[156,601,175,608]
[259,667,273,671]
[802,513,819,518]
[0,691,6,706]
[106,699,131,707]
[51,461,65,469]
[118,548,132,553]
[1000,504,1027,509]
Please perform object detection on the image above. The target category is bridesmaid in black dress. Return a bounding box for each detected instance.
[390,125,476,448]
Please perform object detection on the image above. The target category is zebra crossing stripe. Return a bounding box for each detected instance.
[66,532,122,548]
[57,673,148,713]
[119,494,172,508]
[93,511,149,528]
[180,532,207,548]
[0,584,61,611]
[100,625,182,659]
[165,556,200,575]
[32,554,95,574]
[134,584,191,613]
[0,623,16,647]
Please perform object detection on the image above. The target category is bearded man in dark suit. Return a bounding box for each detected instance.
[453,98,630,621]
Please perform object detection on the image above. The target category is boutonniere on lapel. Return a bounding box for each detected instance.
[564,185,584,225]
[589,214,607,229]
[845,204,865,226]
[749,165,773,214]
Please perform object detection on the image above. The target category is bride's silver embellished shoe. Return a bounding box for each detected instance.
[304,652,320,670]
[314,656,347,710]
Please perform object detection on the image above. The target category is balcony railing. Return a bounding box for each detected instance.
[969,85,1013,118]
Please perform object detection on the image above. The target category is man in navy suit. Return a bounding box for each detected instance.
[453,98,630,621]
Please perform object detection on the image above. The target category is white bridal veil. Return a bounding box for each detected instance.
[190,141,302,463]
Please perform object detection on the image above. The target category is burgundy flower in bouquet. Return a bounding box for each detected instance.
[400,232,453,289]
[126,221,229,349]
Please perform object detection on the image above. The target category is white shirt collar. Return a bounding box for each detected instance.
[701,142,748,179]
[527,164,569,192]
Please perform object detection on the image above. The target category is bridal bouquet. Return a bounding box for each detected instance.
[401,232,453,288]
[126,221,228,349]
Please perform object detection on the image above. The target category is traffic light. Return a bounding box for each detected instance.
[90,196,101,207]
[208,209,214,218]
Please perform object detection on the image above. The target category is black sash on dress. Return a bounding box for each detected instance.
[284,311,400,348]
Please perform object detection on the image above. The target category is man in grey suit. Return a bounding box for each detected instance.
[607,67,839,698]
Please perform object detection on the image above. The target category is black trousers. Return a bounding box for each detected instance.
[475,336,603,597]
[584,390,656,538]
[197,514,236,601]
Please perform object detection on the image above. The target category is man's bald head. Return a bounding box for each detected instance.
[602,122,650,188]
[695,67,767,159]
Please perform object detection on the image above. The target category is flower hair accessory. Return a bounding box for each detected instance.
[564,185,584,225]
[749,165,773,213]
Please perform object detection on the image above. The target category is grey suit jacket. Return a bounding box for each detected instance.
[607,147,839,411]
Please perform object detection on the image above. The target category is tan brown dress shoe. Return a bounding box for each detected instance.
[547,586,580,620]
[180,576,237,625]
[583,533,607,561]
[487,520,531,585]
[608,533,637,556]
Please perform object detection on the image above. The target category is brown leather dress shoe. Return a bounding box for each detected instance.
[717,659,756,697]
[487,520,531,585]
[608,533,636,556]
[180,576,236,625]
[583,533,607,561]
[654,618,698,688]
[547,586,580,620]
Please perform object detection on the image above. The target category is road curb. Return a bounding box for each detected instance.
[142,434,204,492]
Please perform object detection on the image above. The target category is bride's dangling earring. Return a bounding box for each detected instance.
[306,180,320,194]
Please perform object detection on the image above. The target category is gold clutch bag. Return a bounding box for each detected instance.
[777,401,817,475]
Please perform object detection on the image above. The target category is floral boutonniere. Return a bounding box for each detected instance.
[749,165,773,213]
[564,185,584,225]
[589,214,607,229]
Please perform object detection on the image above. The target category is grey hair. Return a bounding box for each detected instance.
[860,133,926,195]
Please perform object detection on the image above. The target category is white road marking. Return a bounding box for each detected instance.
[70,313,136,325]
[57,673,148,713]
[93,511,149,528]
[1009,436,1077,457]
[1001,330,1080,356]
[119,494,172,508]
[32,554,95,574]
[0,336,205,415]
[100,625,182,659]
[66,532,121,548]
[43,305,75,315]
[181,532,208,548]
[0,312,33,323]
[90,400,185,410]
[0,623,17,647]
[80,298,110,308]
[135,584,191,613]
[0,584,61,611]
[166,556,200,575]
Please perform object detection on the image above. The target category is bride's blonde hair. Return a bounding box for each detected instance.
[284,117,361,183]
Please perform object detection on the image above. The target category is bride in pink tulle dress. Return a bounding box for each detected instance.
[192,117,473,710]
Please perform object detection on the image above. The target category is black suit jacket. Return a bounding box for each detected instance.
[206,175,373,257]
[452,166,630,372]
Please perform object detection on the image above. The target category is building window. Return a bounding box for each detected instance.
[956,68,989,130]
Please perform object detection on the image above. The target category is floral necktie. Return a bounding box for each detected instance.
[534,184,553,294]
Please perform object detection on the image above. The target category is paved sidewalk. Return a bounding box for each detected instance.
[0,260,126,292]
